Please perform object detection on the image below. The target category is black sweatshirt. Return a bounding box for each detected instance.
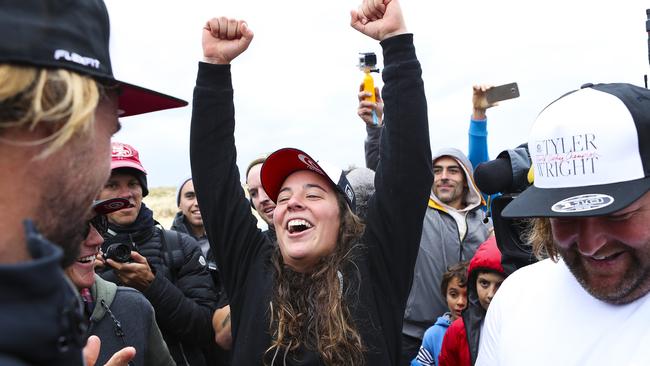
[190,34,432,365]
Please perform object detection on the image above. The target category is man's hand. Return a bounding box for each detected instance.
[84,335,136,366]
[357,84,383,126]
[202,17,254,64]
[107,251,155,292]
[472,84,497,120]
[350,0,407,41]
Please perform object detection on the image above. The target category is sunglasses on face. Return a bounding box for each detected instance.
[82,215,109,238]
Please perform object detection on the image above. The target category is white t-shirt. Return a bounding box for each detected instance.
[476,258,650,366]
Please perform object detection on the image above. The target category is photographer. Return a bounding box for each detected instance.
[476,83,650,366]
[97,142,218,366]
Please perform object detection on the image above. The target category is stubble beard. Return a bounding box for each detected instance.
[559,243,650,305]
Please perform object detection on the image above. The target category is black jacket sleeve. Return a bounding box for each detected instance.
[364,34,433,311]
[189,63,268,312]
[364,124,382,171]
[142,233,217,346]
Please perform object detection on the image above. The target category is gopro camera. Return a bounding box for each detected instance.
[358,52,378,71]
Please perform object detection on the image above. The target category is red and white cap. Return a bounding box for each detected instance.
[260,148,356,211]
[110,142,146,173]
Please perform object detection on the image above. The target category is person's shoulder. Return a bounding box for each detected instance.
[424,315,451,338]
[115,286,154,312]
[494,258,558,300]
[505,258,557,281]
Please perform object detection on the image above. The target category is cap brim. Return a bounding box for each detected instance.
[93,198,133,215]
[111,160,147,174]
[117,80,187,117]
[261,148,331,203]
[502,177,650,218]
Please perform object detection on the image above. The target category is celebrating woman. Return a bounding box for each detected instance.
[190,0,432,364]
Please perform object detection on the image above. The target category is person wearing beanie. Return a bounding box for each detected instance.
[173,177,206,251]
[96,142,219,366]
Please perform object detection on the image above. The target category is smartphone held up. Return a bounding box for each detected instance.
[486,82,520,104]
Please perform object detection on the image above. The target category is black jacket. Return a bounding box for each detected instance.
[171,212,229,308]
[190,34,432,365]
[99,213,218,366]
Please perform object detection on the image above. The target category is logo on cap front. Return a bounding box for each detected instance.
[298,153,324,175]
[551,193,614,213]
[112,143,135,159]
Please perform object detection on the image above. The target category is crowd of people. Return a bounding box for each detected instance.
[1,0,650,365]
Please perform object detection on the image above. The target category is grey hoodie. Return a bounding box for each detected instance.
[402,147,492,340]
[88,275,174,366]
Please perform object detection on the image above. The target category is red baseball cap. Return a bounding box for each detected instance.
[110,142,146,173]
[260,148,356,211]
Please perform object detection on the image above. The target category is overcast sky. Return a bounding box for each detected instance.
[105,0,650,188]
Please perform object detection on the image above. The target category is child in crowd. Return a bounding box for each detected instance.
[412,261,470,366]
[438,237,505,366]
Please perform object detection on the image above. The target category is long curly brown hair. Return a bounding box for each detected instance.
[265,192,366,365]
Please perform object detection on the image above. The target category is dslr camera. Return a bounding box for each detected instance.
[103,243,132,263]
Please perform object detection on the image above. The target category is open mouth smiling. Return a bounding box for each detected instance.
[287,219,313,234]
[77,253,97,264]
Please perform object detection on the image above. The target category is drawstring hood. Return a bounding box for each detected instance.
[430,147,484,213]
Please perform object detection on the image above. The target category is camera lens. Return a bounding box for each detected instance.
[104,243,131,263]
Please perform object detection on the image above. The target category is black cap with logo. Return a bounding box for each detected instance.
[0,0,187,117]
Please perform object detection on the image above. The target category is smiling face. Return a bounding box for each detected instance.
[550,191,650,305]
[247,163,276,226]
[273,170,341,272]
[432,156,467,209]
[65,223,104,290]
[98,171,143,227]
[178,180,204,236]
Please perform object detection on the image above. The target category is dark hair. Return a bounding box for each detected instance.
[266,192,366,365]
[440,261,469,297]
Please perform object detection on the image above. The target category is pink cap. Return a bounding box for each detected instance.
[111,142,146,174]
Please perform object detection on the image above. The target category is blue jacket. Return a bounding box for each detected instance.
[411,313,453,366]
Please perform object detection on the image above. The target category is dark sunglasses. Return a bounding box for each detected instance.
[82,215,109,238]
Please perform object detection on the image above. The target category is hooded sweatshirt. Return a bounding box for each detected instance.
[429,147,484,240]
[403,148,492,340]
[411,313,453,366]
[438,237,504,366]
